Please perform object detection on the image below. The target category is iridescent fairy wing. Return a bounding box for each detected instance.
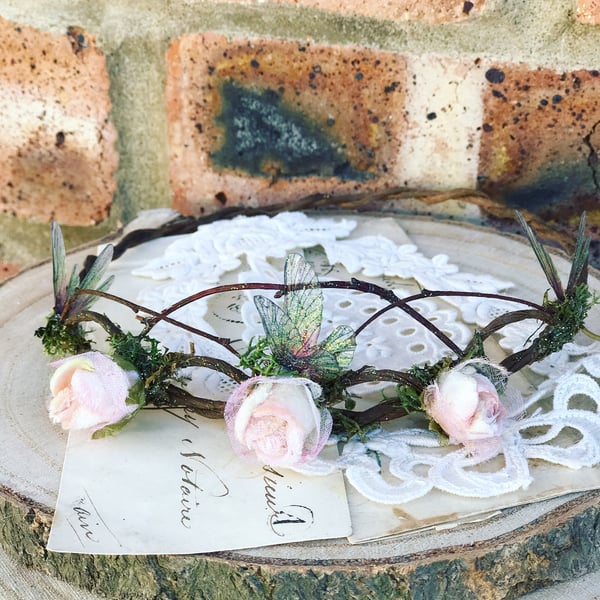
[254,254,322,366]
[254,294,288,359]
[319,324,356,371]
[306,325,356,381]
[51,221,68,312]
[282,253,322,354]
[254,254,357,380]
[70,244,114,314]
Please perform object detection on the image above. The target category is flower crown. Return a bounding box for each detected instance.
[36,211,598,469]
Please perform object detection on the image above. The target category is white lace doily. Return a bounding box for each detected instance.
[131,212,600,503]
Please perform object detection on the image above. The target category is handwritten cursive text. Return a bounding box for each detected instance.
[179,438,229,529]
[263,465,314,537]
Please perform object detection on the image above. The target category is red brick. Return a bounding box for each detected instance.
[0,261,22,282]
[218,0,484,23]
[166,33,407,216]
[0,18,118,225]
[478,63,600,220]
[576,0,600,24]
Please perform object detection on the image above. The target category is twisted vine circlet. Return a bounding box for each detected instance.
[72,211,599,502]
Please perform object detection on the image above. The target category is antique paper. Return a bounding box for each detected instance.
[48,408,352,554]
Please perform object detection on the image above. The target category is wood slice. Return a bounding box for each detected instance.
[1,214,600,600]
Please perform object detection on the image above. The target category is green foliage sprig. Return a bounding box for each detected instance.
[238,337,290,377]
[109,332,174,406]
[35,222,114,357]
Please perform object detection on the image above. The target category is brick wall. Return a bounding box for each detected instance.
[1,0,600,278]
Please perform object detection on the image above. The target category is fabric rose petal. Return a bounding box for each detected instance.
[423,362,508,456]
[49,351,140,433]
[224,375,332,468]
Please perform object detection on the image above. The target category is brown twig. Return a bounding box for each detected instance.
[70,288,241,357]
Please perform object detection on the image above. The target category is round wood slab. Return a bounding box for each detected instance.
[1,214,600,599]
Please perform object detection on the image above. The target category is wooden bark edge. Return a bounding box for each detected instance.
[1,485,599,599]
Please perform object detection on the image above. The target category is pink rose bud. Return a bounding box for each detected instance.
[423,366,507,453]
[49,351,139,432]
[224,376,332,467]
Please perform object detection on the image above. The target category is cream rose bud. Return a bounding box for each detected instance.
[49,351,139,432]
[224,376,332,467]
[423,368,507,447]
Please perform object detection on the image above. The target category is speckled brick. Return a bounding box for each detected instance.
[576,0,600,24]
[166,33,407,216]
[0,18,118,225]
[477,63,600,220]
[218,0,485,23]
[0,262,22,282]
[399,55,484,189]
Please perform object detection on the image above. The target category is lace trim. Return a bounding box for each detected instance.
[296,353,600,503]
[133,212,600,502]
